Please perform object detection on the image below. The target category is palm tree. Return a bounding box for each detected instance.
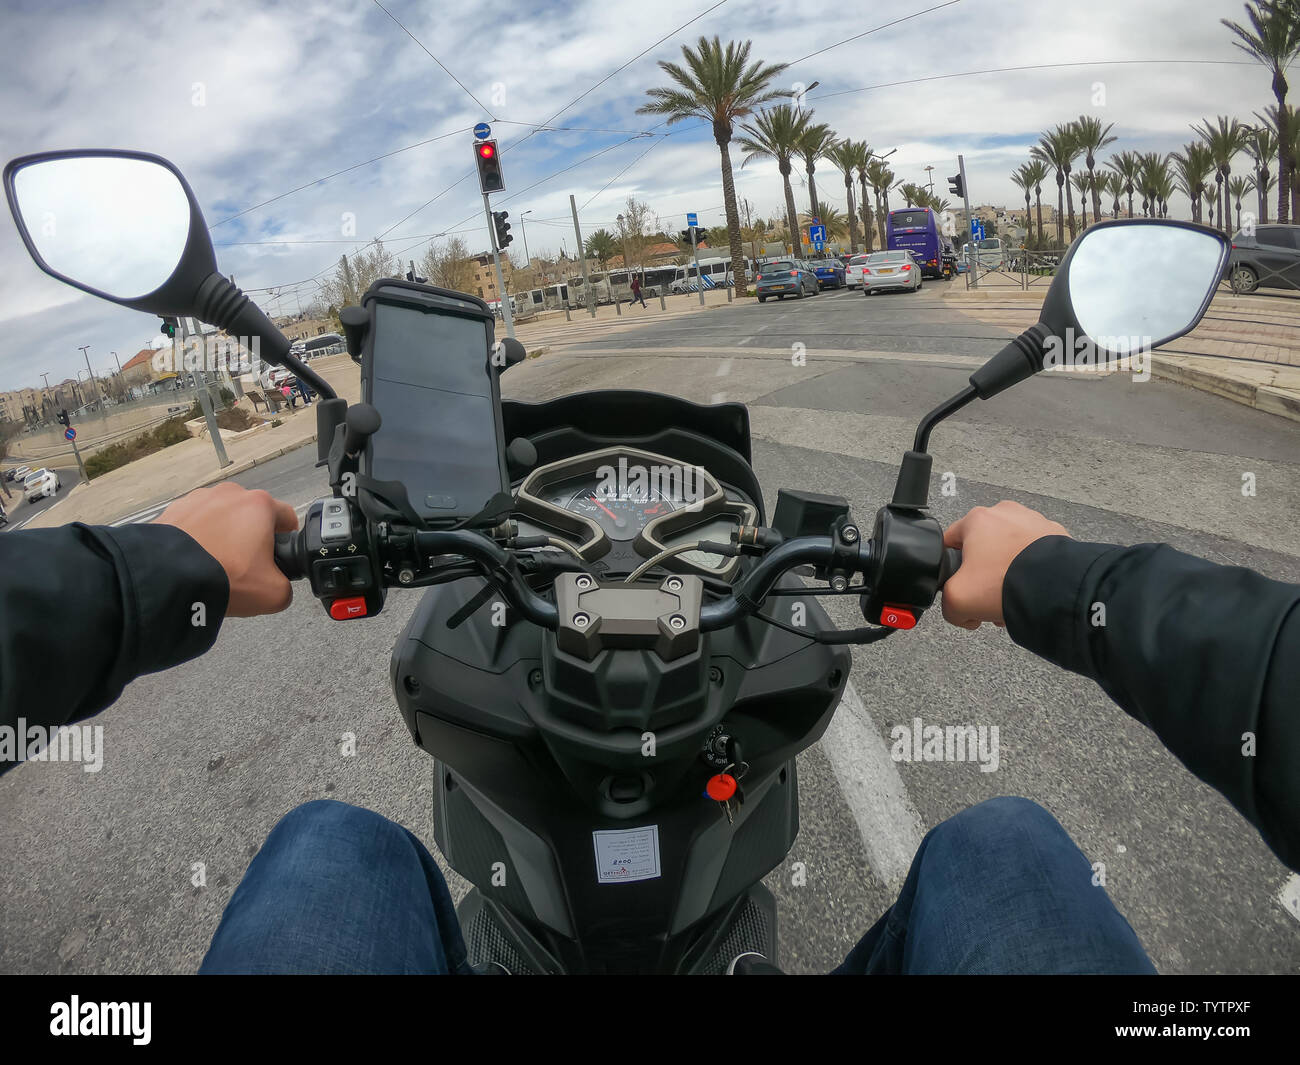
[1011,165,1034,245]
[736,104,813,256]
[797,122,838,220]
[1022,157,1050,248]
[1193,115,1250,234]
[1172,142,1215,222]
[638,36,790,289]
[1105,171,1125,219]
[1245,120,1279,222]
[1228,175,1251,230]
[1136,152,1170,218]
[825,140,862,251]
[1071,171,1093,228]
[1107,151,1142,219]
[854,146,875,251]
[1249,170,1279,221]
[1031,126,1077,244]
[584,229,617,268]
[1222,0,1300,224]
[1074,114,1117,223]
[898,182,927,207]
[865,157,894,249]
[800,203,846,240]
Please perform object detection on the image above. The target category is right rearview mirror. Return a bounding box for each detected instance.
[1062,221,1229,353]
[966,219,1230,403]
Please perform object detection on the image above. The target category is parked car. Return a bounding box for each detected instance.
[1226,224,1300,294]
[755,259,819,302]
[810,258,847,289]
[845,253,872,289]
[23,468,60,503]
[7,465,32,483]
[860,250,923,294]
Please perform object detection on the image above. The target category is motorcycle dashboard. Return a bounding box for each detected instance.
[513,446,757,580]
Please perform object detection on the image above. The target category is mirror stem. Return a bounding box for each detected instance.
[193,272,337,400]
[967,323,1052,401]
[913,385,977,453]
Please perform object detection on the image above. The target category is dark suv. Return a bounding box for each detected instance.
[1227,224,1300,294]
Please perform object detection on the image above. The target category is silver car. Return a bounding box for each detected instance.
[861,250,923,295]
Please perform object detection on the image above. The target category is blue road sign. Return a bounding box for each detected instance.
[971,219,985,240]
[473,122,492,140]
[65,427,76,441]
[809,224,827,243]
[686,212,698,227]
[812,240,825,252]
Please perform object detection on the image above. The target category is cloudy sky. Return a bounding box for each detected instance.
[0,0,1276,392]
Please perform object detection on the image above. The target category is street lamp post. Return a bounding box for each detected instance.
[519,210,533,277]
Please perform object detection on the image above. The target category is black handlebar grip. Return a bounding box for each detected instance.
[938,547,962,586]
[274,531,305,580]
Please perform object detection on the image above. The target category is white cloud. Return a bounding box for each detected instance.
[0,0,1274,390]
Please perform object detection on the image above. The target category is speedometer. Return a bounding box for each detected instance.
[564,487,678,541]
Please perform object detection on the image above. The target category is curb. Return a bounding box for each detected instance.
[1151,357,1300,424]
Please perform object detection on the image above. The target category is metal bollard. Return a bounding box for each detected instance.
[615,297,622,316]
[565,303,571,322]
[659,291,666,311]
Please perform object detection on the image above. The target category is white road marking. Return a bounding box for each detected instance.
[819,680,924,891]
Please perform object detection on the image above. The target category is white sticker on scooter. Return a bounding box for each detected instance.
[593,825,661,884]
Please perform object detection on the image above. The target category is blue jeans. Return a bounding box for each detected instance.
[201,800,473,974]
[201,796,1153,974]
[832,797,1155,974]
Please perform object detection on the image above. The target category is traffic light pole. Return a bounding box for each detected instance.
[179,316,231,469]
[483,193,516,339]
[958,154,977,289]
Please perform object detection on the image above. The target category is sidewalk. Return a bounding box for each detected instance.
[945,286,1300,423]
[21,353,361,530]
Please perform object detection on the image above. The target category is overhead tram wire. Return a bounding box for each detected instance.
[370,0,496,117]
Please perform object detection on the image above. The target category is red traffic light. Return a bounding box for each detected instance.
[478,143,496,160]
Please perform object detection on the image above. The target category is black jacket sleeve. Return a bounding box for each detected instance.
[1003,536,1300,871]
[0,522,230,774]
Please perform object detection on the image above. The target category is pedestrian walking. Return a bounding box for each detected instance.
[629,273,647,309]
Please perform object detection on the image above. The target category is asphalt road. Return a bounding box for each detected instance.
[0,464,79,530]
[2,286,1299,974]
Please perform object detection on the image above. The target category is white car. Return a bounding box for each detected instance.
[24,468,60,502]
[845,254,872,289]
[860,250,923,294]
[7,465,31,484]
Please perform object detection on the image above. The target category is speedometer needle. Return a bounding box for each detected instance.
[590,496,618,520]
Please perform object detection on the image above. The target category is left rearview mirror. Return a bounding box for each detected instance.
[3,149,217,313]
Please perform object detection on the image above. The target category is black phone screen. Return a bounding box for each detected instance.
[364,300,507,523]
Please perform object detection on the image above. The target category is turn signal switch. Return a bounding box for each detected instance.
[274,497,385,620]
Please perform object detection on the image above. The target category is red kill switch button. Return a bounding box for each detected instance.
[329,597,369,620]
[705,774,737,802]
[879,605,917,630]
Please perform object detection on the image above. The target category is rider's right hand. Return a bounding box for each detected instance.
[153,482,299,617]
[941,501,1070,630]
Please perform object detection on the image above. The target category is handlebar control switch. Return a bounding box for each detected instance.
[861,505,945,627]
[299,496,385,620]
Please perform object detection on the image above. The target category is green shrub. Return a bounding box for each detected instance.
[84,414,195,479]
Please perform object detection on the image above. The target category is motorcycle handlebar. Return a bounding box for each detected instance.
[273,523,962,631]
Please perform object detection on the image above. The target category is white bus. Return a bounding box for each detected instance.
[967,237,1004,268]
